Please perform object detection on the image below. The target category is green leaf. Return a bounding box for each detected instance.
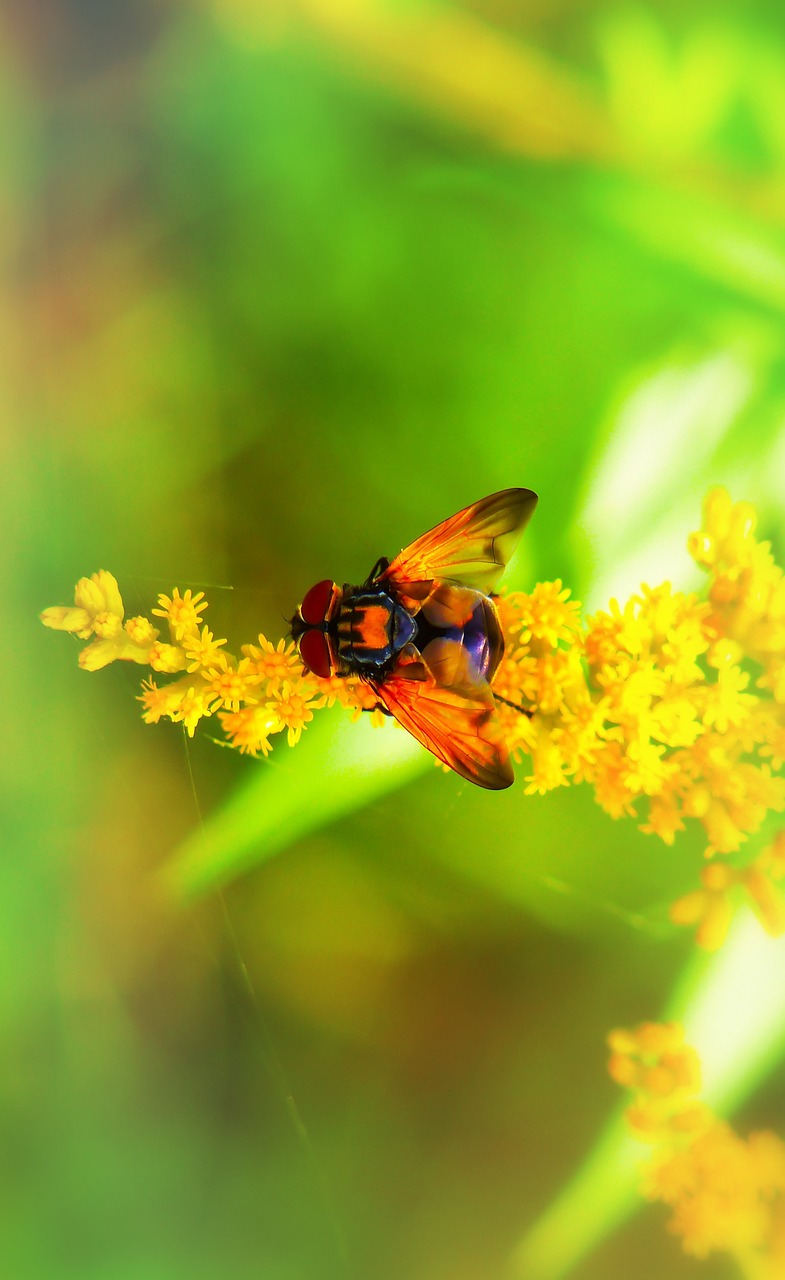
[163,708,428,900]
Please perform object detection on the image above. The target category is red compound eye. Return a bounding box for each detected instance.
[300,579,336,626]
[298,628,333,679]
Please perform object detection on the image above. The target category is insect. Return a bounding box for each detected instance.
[290,488,538,789]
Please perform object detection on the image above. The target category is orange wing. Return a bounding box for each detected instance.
[374,639,514,790]
[380,488,537,595]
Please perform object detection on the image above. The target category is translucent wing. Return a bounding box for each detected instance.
[374,639,514,790]
[380,488,537,595]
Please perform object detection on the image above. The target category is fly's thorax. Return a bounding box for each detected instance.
[332,585,417,672]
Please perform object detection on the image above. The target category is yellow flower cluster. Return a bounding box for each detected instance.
[41,574,377,754]
[609,1022,785,1272]
[495,493,785,838]
[489,489,785,948]
[41,490,785,949]
[670,831,785,951]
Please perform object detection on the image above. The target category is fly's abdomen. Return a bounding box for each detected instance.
[459,596,505,682]
[412,590,505,683]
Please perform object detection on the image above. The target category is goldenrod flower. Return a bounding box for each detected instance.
[218,706,278,756]
[148,642,189,675]
[173,685,214,737]
[125,616,159,647]
[184,626,227,672]
[152,588,208,642]
[266,682,320,746]
[74,570,124,625]
[242,635,302,692]
[203,654,261,713]
[41,570,123,639]
[669,828,785,952]
[610,1022,785,1273]
[40,490,785,950]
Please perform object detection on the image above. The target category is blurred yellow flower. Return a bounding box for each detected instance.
[610,1022,785,1274]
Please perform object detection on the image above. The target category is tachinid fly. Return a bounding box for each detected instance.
[290,488,538,789]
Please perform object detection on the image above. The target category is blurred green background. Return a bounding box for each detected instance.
[7,0,785,1277]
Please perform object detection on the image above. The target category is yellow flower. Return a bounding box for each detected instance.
[138,677,212,736]
[523,718,570,795]
[74,570,124,621]
[42,571,161,669]
[584,597,644,668]
[125,616,159,647]
[610,1022,785,1268]
[520,579,582,650]
[670,863,738,951]
[266,682,319,746]
[607,1021,701,1116]
[174,684,215,737]
[219,706,278,756]
[316,673,383,720]
[41,570,124,640]
[203,654,260,713]
[78,638,124,672]
[242,635,303,691]
[148,642,189,674]
[152,588,208,642]
[183,626,227,672]
[701,663,755,733]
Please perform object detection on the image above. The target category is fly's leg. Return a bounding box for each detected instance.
[360,699,393,717]
[493,692,534,719]
[364,556,390,585]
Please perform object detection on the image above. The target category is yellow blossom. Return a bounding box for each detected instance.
[152,588,208,642]
[242,635,303,691]
[40,604,93,635]
[670,863,737,951]
[611,1023,785,1270]
[203,654,260,713]
[125,616,159,647]
[74,570,124,621]
[140,677,189,724]
[174,685,214,737]
[148,642,189,674]
[41,570,124,640]
[266,682,319,746]
[138,676,213,736]
[78,638,124,672]
[183,626,227,672]
[520,579,582,650]
[315,672,387,721]
[218,706,278,756]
